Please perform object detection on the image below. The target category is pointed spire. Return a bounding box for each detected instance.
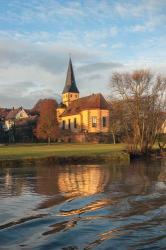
[62,58,79,94]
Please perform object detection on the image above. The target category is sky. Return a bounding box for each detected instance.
[0,0,166,108]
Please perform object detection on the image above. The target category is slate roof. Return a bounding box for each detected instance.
[61,93,110,117]
[62,58,79,94]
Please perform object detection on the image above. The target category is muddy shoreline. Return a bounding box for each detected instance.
[0,152,130,167]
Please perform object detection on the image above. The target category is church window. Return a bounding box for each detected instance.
[102,117,107,127]
[74,118,77,128]
[62,120,65,130]
[68,119,71,129]
[92,116,97,128]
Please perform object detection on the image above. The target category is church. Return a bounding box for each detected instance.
[57,59,110,142]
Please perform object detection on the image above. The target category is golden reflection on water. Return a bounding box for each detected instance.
[35,165,110,209]
[0,160,166,249]
[59,199,114,216]
[58,165,110,197]
[1,160,165,199]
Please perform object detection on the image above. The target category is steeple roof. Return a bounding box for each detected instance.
[62,58,79,94]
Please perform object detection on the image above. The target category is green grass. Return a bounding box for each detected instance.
[0,143,125,160]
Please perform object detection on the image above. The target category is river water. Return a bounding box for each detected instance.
[0,160,165,249]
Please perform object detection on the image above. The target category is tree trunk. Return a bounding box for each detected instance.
[112,132,116,144]
[48,137,51,144]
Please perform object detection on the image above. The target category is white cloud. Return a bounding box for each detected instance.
[111,43,124,49]
[0,0,165,107]
[78,62,123,73]
[114,0,166,18]
[0,35,123,108]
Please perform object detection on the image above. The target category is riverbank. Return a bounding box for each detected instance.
[0,143,129,167]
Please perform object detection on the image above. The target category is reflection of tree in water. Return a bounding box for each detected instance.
[0,169,25,197]
[121,160,166,194]
[35,166,60,196]
[122,161,150,194]
[34,160,165,199]
[156,160,166,191]
[158,160,166,182]
[35,165,110,197]
[0,159,165,202]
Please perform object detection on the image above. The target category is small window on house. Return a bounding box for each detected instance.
[74,118,77,128]
[70,94,72,97]
[92,116,97,128]
[62,120,65,130]
[68,119,71,129]
[102,117,107,127]
[75,94,77,98]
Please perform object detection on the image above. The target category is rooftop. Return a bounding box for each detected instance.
[62,58,79,94]
[61,93,110,117]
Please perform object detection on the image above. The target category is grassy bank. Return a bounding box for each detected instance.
[0,143,129,166]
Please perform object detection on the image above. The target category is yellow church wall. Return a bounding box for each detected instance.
[59,59,110,137]
[80,110,89,131]
[60,109,110,133]
[100,109,110,132]
[61,114,81,132]
[62,92,79,106]
[86,109,110,133]
[56,108,66,122]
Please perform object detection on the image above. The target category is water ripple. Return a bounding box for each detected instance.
[0,161,165,249]
[0,213,47,230]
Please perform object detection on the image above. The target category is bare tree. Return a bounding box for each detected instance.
[110,70,166,154]
[109,100,125,144]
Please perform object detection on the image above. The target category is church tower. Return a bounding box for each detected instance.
[62,58,79,106]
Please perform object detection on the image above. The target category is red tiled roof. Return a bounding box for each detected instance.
[61,93,110,117]
[0,108,11,119]
[6,108,21,120]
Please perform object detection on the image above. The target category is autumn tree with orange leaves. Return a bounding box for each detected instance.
[35,99,59,144]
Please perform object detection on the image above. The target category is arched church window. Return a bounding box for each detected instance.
[62,120,65,130]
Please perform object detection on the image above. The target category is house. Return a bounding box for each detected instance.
[0,107,35,143]
[0,108,11,121]
[57,58,110,142]
[0,106,38,143]
[4,107,29,131]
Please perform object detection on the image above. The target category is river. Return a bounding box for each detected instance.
[0,160,165,249]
